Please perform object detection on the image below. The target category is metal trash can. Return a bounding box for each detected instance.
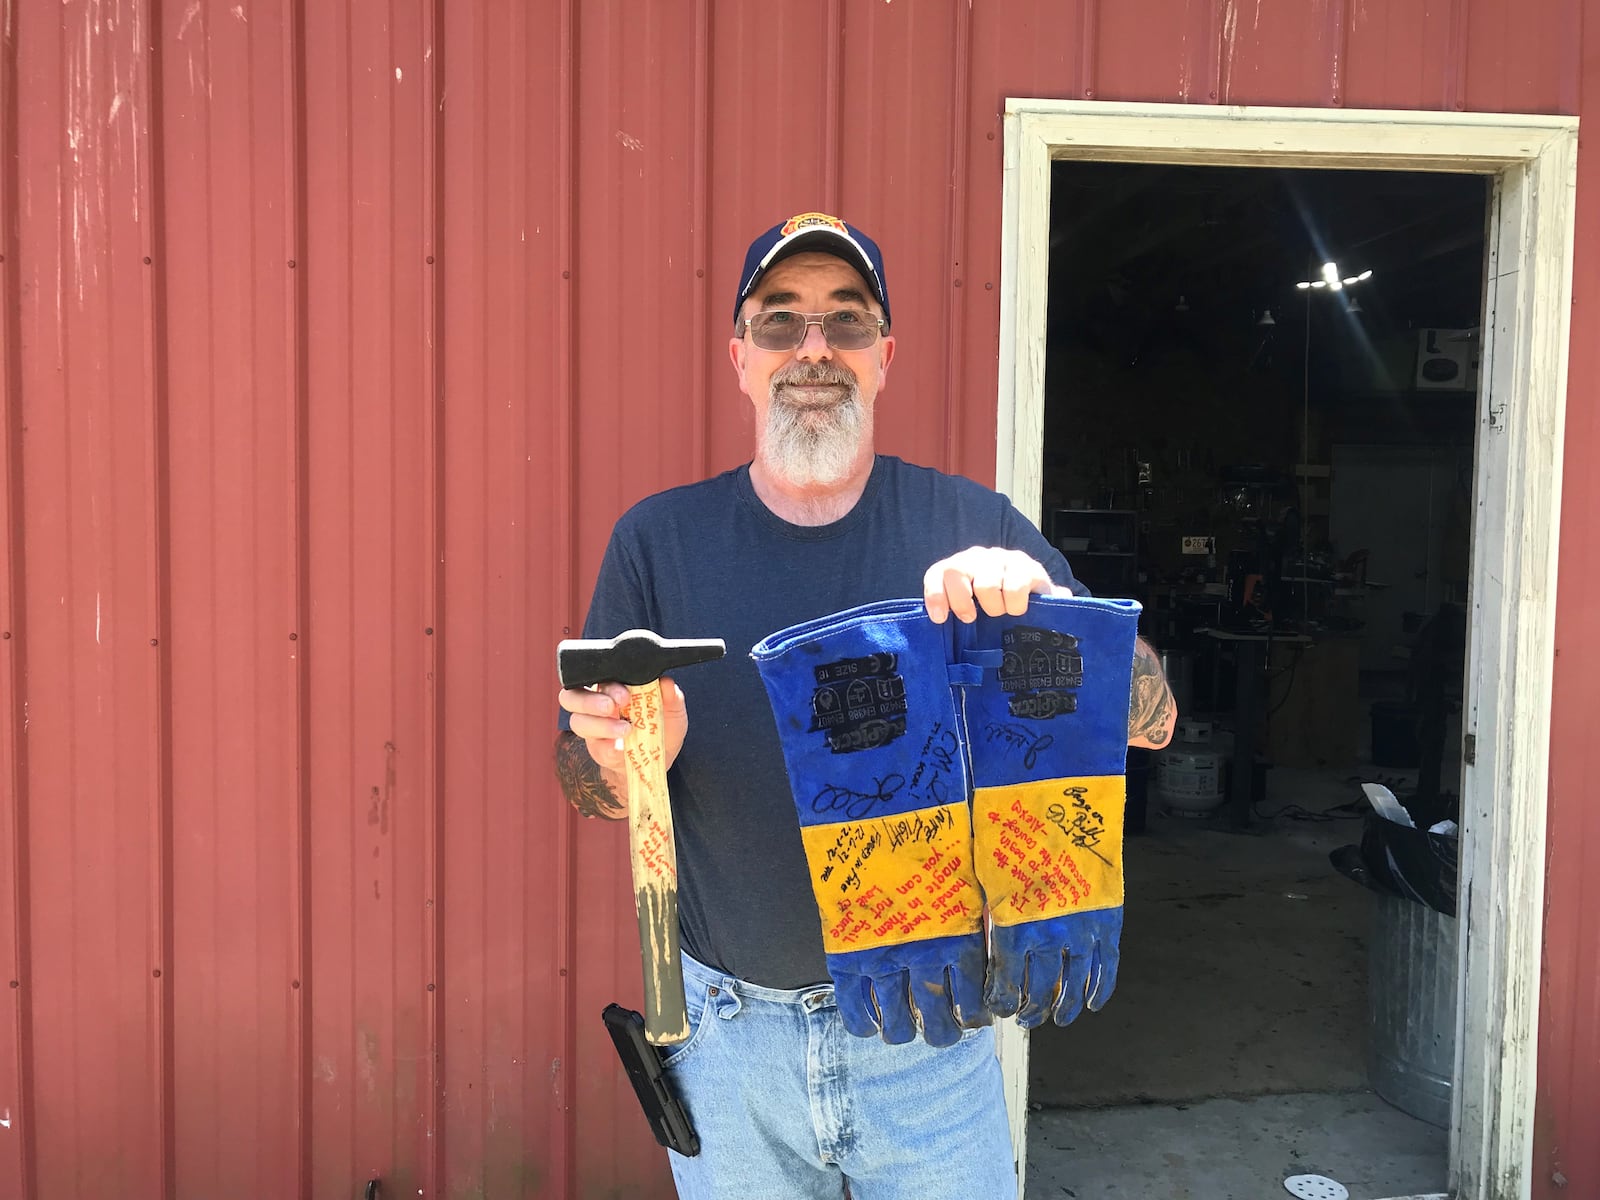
[1368,890,1458,1128]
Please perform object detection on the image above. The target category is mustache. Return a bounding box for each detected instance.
[772,362,858,389]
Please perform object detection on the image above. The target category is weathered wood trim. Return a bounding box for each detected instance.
[992,106,1051,1189]
[995,99,1578,1200]
[1452,125,1578,1200]
[992,1017,1028,1187]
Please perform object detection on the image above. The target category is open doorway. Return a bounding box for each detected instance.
[990,100,1577,1200]
[1026,161,1481,1198]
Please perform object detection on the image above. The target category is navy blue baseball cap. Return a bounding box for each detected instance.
[733,212,891,330]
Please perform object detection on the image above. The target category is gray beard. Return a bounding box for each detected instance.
[758,381,869,487]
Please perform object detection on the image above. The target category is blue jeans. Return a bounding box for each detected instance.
[663,952,1018,1199]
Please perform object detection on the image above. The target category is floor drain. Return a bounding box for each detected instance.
[1283,1176,1349,1200]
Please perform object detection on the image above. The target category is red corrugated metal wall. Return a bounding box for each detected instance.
[0,1,1593,1197]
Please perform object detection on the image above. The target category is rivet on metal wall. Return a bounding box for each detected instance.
[1,631,9,639]
[562,270,570,279]
[953,279,963,287]
[424,627,434,636]
[985,283,993,290]
[987,132,995,140]
[289,632,298,641]
[7,980,17,989]
[696,268,704,277]
[149,638,158,646]
[288,260,297,268]
[143,257,152,265]
[426,256,435,264]
[152,969,162,978]
[427,982,436,992]
[292,980,301,989]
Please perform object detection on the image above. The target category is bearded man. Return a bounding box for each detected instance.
[555,214,1175,1199]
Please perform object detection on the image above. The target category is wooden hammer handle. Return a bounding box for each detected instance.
[622,679,689,1045]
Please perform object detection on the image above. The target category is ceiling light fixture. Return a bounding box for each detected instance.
[1296,261,1373,290]
[1257,309,1277,326]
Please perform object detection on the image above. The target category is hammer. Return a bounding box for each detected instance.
[558,629,725,1044]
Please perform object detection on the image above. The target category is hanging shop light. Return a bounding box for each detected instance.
[1297,262,1373,291]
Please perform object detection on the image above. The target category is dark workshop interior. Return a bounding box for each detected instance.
[1025,162,1482,1198]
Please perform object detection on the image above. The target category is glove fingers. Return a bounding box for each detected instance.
[908,965,962,1048]
[1086,937,1121,1012]
[1015,949,1065,1030]
[985,930,1027,1019]
[1052,947,1091,1027]
[871,972,918,1045]
[835,976,882,1039]
[950,951,991,1030]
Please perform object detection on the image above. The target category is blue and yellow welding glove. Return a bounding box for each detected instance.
[955,595,1141,1028]
[752,599,989,1048]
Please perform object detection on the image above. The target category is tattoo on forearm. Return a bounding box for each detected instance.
[554,730,627,820]
[1128,640,1175,747]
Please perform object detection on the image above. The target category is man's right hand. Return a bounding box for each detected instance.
[557,675,689,792]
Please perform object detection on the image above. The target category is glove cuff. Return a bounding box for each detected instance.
[804,800,983,952]
[974,776,1125,925]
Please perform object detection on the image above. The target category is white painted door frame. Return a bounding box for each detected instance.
[993,100,1578,1200]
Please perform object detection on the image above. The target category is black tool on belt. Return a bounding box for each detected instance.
[602,1003,701,1157]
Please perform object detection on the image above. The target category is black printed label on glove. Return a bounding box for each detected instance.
[811,653,908,753]
[999,626,1083,721]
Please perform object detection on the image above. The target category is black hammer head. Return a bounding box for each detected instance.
[557,629,726,689]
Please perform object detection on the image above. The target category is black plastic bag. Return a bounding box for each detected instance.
[1331,798,1458,917]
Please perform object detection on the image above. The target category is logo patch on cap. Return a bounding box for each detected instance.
[780,212,848,238]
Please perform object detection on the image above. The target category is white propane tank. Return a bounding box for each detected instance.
[1158,723,1228,819]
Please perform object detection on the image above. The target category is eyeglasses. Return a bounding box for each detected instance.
[743,309,886,353]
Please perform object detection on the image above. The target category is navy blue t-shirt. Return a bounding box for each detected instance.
[576,455,1085,987]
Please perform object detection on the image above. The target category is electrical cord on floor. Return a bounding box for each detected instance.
[1345,771,1411,789]
[1254,771,1414,822]
[1252,798,1368,822]
[1265,642,1308,719]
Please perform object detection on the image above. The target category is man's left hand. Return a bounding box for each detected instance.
[922,547,1059,624]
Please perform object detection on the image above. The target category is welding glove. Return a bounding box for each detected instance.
[752,599,989,1048]
[955,595,1141,1028]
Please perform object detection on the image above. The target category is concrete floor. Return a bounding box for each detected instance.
[1023,724,1454,1200]
[1026,1092,1447,1200]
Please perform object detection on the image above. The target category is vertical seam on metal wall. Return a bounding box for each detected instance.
[0,0,36,1193]
[136,0,177,1191]
[339,3,356,1131]
[1078,0,1099,99]
[1186,0,1217,103]
[691,0,710,480]
[1210,0,1230,104]
[284,0,312,1192]
[943,0,973,475]
[1553,3,1587,1148]
[1445,0,1469,110]
[422,0,447,1192]
[1559,0,1583,115]
[824,0,842,210]
[1326,0,1350,106]
[555,0,579,1192]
